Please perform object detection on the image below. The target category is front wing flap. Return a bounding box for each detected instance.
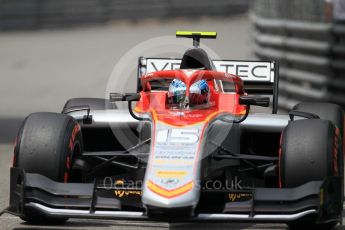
[4,167,343,224]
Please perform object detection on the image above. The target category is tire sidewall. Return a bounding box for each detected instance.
[58,118,82,182]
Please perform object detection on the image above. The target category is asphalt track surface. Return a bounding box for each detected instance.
[0,15,344,229]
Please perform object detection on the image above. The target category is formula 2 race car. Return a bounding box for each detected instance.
[2,31,344,229]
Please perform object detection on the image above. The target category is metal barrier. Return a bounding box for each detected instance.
[0,0,249,30]
[251,0,345,110]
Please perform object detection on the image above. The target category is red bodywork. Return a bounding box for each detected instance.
[135,69,248,126]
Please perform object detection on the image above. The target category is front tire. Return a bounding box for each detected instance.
[280,119,340,229]
[293,102,344,183]
[14,112,83,224]
[280,119,336,187]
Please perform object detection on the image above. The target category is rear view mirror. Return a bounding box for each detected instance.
[239,95,270,107]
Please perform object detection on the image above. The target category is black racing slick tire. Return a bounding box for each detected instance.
[62,97,116,113]
[279,119,340,229]
[294,102,345,208]
[280,119,337,187]
[293,102,344,172]
[13,112,83,225]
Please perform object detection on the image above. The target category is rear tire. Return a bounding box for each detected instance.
[14,112,83,224]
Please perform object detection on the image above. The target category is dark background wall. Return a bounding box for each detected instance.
[0,0,249,30]
[251,0,345,110]
[251,0,326,21]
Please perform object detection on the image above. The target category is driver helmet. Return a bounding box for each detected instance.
[168,79,209,105]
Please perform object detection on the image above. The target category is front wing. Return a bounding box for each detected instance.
[4,167,343,224]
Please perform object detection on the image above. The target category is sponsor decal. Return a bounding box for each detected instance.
[156,171,187,178]
[113,180,142,198]
[145,59,273,82]
[114,190,142,198]
[228,192,252,202]
[160,178,180,188]
[153,159,193,165]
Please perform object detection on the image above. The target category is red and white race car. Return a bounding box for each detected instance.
[2,31,344,229]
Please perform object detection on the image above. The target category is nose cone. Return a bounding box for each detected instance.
[142,180,200,208]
